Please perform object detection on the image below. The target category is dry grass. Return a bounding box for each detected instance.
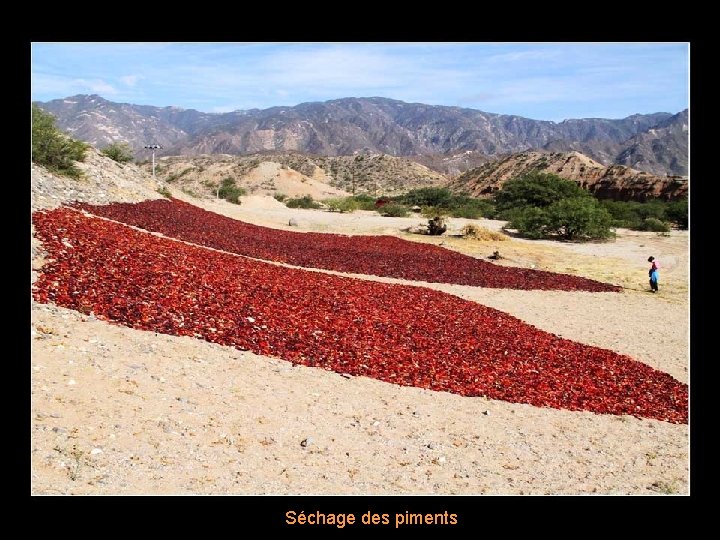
[461,224,509,241]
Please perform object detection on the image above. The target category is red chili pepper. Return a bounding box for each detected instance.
[32,208,686,424]
[73,199,621,292]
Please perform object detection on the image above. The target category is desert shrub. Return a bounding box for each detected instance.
[396,189,496,219]
[167,167,194,183]
[450,204,483,219]
[635,200,666,221]
[156,186,172,199]
[379,204,409,217]
[349,194,378,211]
[273,193,287,202]
[600,200,643,229]
[286,195,321,209]
[601,198,688,230]
[665,198,688,229]
[638,217,671,232]
[325,197,359,213]
[218,177,246,204]
[461,224,509,241]
[449,197,496,219]
[101,142,134,163]
[31,104,88,179]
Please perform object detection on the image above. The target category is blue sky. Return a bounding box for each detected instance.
[31,43,688,121]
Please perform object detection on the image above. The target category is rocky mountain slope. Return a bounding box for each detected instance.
[31,147,162,212]
[614,110,688,176]
[150,153,445,198]
[447,151,688,202]
[37,95,687,175]
[541,110,689,176]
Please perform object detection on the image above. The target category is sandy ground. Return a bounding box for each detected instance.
[31,190,689,495]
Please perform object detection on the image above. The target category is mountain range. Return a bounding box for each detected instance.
[36,95,688,177]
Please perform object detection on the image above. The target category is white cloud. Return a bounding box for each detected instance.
[76,78,118,94]
[120,74,142,87]
[31,72,118,96]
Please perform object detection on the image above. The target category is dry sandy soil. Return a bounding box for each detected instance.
[157,156,350,200]
[31,181,689,495]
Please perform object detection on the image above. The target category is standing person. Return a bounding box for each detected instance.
[648,256,659,293]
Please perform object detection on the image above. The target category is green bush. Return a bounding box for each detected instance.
[286,195,321,209]
[450,198,496,219]
[392,189,495,219]
[273,193,287,202]
[218,177,246,204]
[495,172,588,215]
[665,198,688,229]
[31,104,88,179]
[349,194,378,211]
[601,198,687,230]
[450,204,483,219]
[600,200,642,229]
[325,197,359,213]
[156,186,172,199]
[638,217,671,232]
[379,204,409,217]
[101,141,134,163]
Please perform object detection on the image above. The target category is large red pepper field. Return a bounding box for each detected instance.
[74,199,620,292]
[32,206,687,423]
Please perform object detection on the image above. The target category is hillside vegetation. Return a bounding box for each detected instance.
[31,105,88,180]
[147,153,444,200]
[448,151,687,202]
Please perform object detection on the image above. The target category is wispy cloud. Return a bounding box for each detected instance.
[31,72,118,97]
[120,74,142,87]
[30,43,688,121]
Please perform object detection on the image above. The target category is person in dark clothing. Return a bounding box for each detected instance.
[648,256,659,292]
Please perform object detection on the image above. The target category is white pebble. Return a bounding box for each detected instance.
[67,379,76,386]
[90,448,103,455]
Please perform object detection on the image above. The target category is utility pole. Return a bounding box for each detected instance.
[144,144,162,178]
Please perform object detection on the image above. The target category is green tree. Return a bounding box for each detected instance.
[31,104,88,179]
[546,197,613,240]
[101,141,134,163]
[401,187,454,208]
[508,207,551,239]
[494,172,588,215]
[509,197,612,240]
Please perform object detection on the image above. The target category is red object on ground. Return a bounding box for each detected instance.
[32,208,686,423]
[74,199,621,292]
